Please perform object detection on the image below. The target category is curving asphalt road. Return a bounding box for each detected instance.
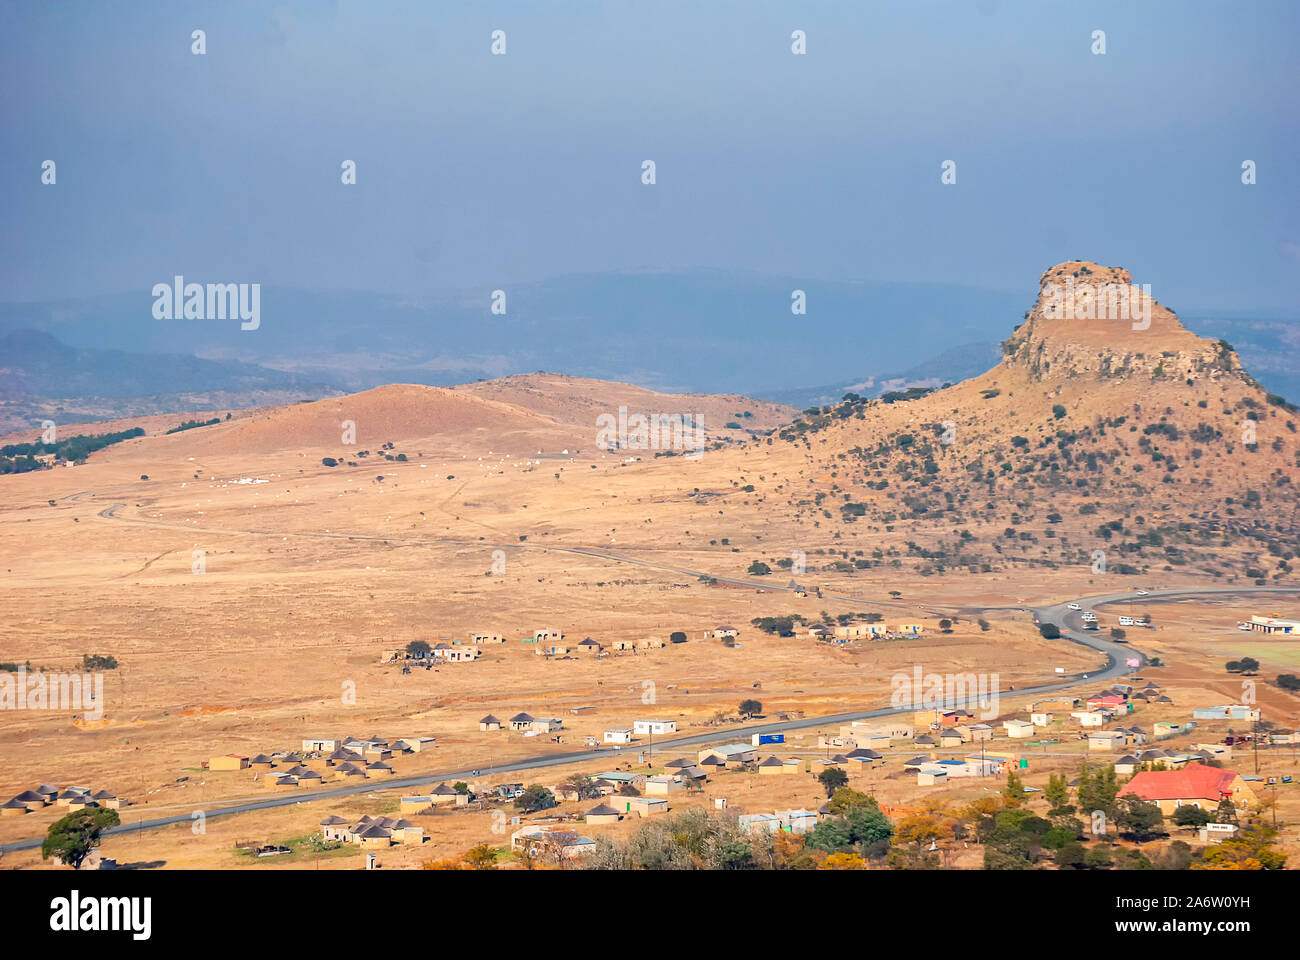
[5,488,1299,853]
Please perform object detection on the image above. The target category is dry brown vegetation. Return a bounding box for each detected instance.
[2,262,1298,869]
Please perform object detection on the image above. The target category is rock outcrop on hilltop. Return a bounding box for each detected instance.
[1001,261,1244,385]
[725,261,1299,583]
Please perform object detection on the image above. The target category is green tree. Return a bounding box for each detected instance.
[1172,805,1210,832]
[560,774,600,801]
[1055,841,1087,869]
[747,561,771,576]
[463,844,499,869]
[817,768,850,798]
[405,639,431,658]
[1003,769,1026,803]
[1038,623,1061,639]
[845,805,894,847]
[1042,824,1077,850]
[516,785,557,813]
[739,699,762,718]
[42,808,120,869]
[826,786,873,813]
[1077,761,1120,822]
[1044,772,1072,814]
[1085,845,1113,870]
[1117,794,1165,842]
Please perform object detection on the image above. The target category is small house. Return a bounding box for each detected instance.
[757,755,787,776]
[1004,720,1035,739]
[209,754,250,772]
[624,796,668,817]
[1089,731,1127,751]
[400,796,433,815]
[585,803,622,825]
[633,719,677,736]
[645,775,685,795]
[739,813,782,834]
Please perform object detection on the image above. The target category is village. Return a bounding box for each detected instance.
[7,601,1300,870]
[11,654,1293,870]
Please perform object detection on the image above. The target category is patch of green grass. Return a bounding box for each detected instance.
[232,833,355,864]
[1226,644,1300,668]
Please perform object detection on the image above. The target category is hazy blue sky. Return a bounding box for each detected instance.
[2,0,1297,310]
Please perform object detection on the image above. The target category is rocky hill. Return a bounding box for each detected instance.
[641,262,1300,585]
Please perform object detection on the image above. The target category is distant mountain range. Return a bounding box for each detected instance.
[0,273,1295,423]
[0,329,332,400]
[0,329,337,433]
[0,274,1030,396]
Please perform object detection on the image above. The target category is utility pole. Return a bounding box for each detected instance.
[1253,714,1260,776]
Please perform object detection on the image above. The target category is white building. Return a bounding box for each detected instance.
[1240,615,1300,635]
[634,719,677,735]
[644,775,685,796]
[1004,720,1036,739]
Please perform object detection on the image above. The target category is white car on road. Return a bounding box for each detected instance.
[1136,590,1149,596]
[1067,602,1081,611]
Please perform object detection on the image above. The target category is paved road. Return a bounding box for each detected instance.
[6,489,1298,853]
[0,582,1194,855]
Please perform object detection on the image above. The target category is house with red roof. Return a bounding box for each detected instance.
[1122,763,1257,816]
[1086,694,1129,711]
